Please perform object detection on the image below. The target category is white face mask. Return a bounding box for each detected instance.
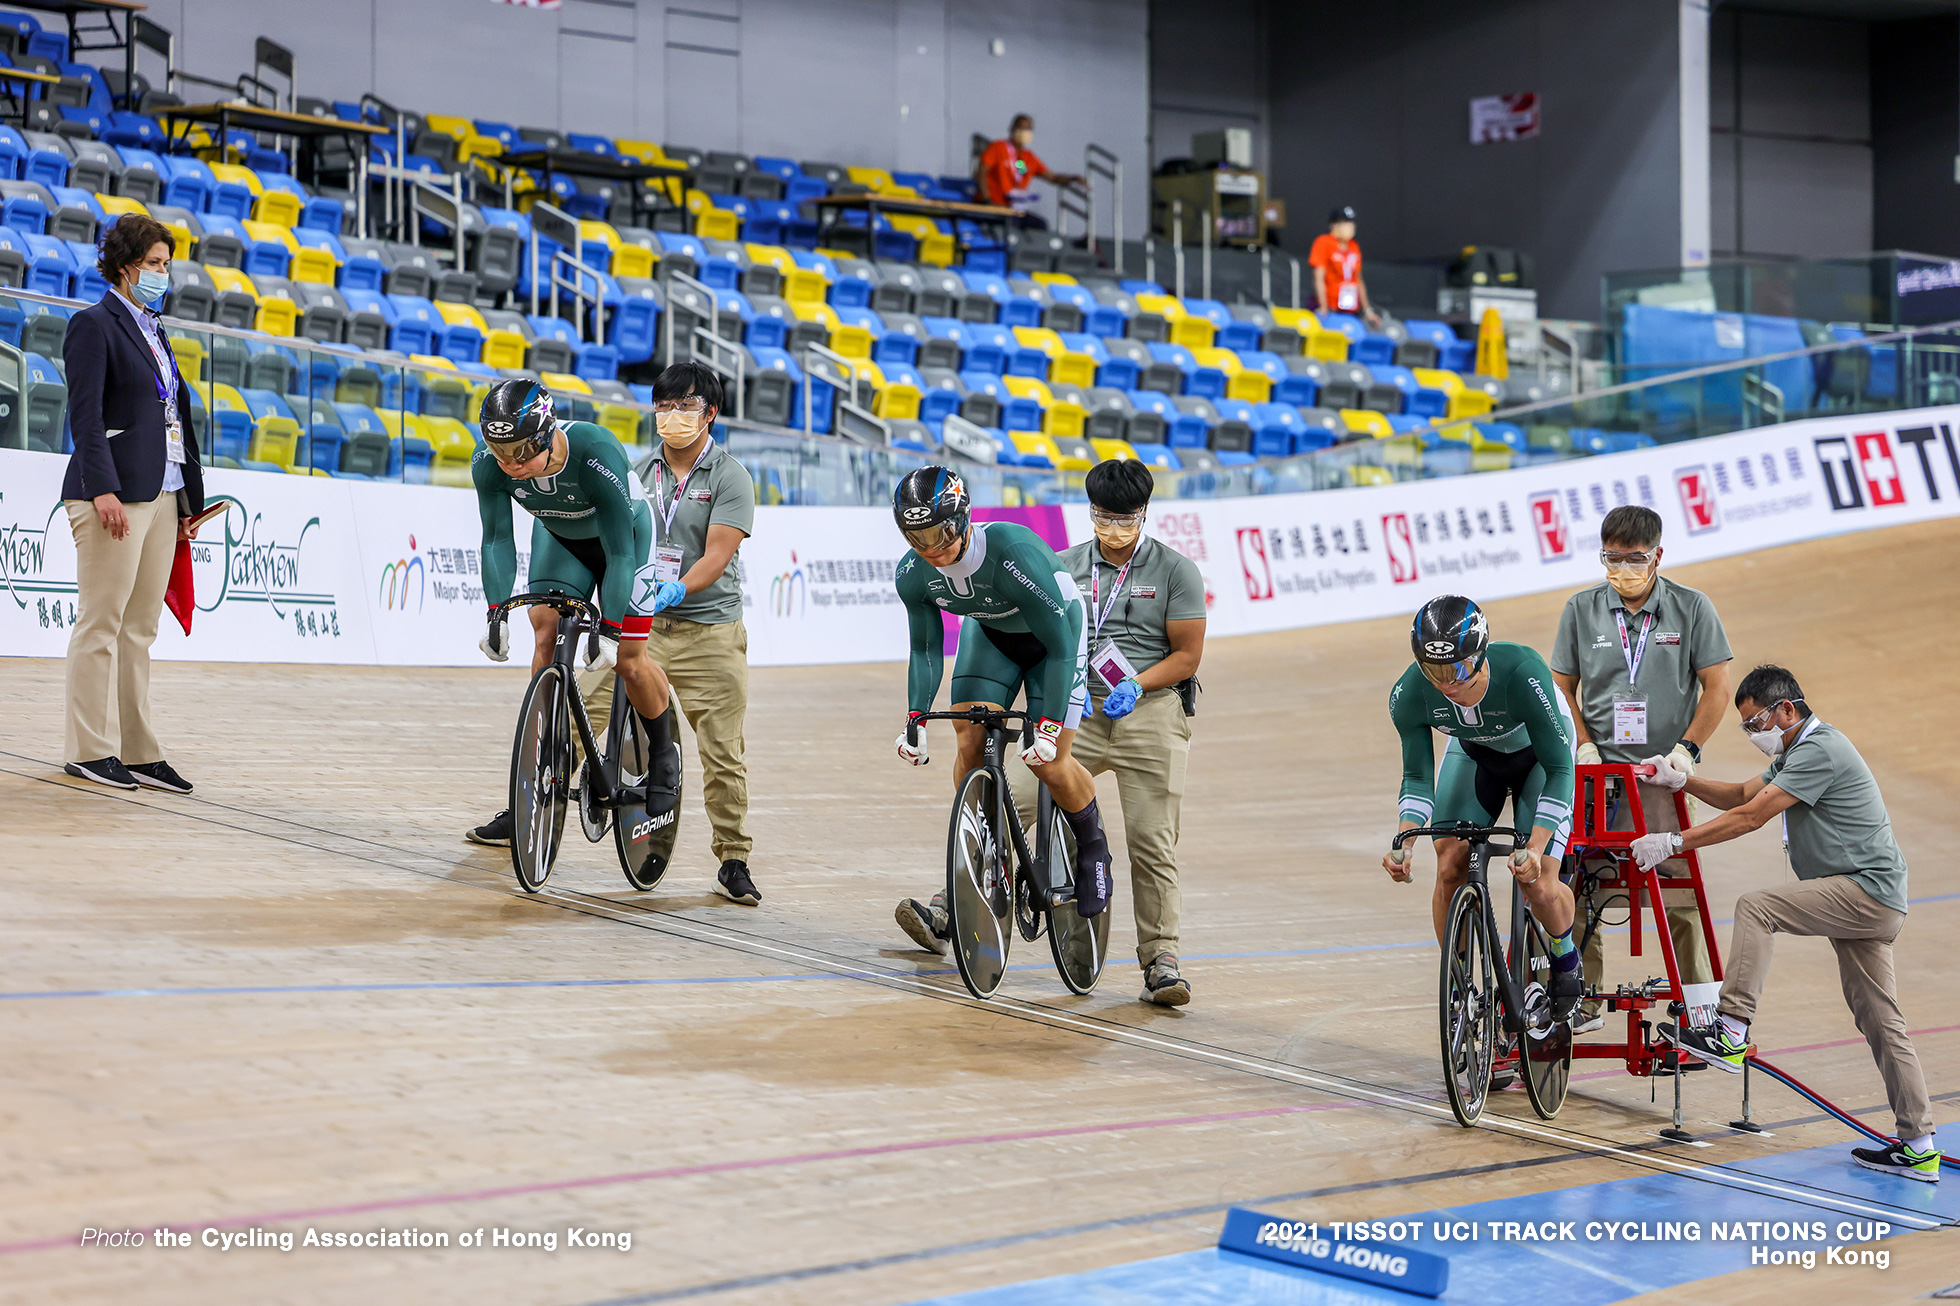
[1748,728,1785,758]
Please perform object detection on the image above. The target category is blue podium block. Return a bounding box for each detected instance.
[1218,1207,1449,1297]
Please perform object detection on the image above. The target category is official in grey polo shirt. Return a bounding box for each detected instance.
[643,361,761,906]
[1633,665,1937,1181]
[1008,459,1206,1005]
[1550,504,1731,1029]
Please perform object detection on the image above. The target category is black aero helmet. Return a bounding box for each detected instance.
[1412,595,1489,686]
[893,465,971,555]
[478,379,555,462]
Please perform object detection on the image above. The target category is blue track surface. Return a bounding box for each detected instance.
[911,1122,1957,1304]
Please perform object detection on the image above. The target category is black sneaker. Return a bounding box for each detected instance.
[65,757,138,790]
[895,894,950,955]
[127,759,192,794]
[1141,956,1191,1006]
[465,810,513,847]
[714,859,760,905]
[1851,1140,1941,1183]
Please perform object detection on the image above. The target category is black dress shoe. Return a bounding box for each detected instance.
[65,757,138,789]
[127,760,193,793]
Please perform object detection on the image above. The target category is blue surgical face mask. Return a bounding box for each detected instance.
[133,268,169,304]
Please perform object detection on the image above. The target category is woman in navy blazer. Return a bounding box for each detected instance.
[59,212,206,792]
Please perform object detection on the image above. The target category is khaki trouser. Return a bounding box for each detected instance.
[63,493,178,765]
[1581,779,1712,1003]
[1010,687,1192,966]
[1721,874,1932,1141]
[646,617,750,863]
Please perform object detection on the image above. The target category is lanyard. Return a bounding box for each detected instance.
[1614,608,1653,686]
[129,302,178,413]
[1089,551,1134,640]
[651,455,698,540]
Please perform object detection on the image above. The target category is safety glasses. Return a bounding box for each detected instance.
[653,398,708,415]
[1088,507,1145,531]
[1599,549,1657,568]
[1738,699,1802,734]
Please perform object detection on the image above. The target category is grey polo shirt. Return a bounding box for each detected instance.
[1550,575,1732,764]
[1059,533,1206,695]
[648,438,754,624]
[1763,719,1909,914]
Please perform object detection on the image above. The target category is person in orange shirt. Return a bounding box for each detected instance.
[977,114,1083,230]
[1309,205,1381,328]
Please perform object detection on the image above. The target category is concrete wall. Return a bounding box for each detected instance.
[1262,0,1683,322]
[1872,14,1960,259]
[120,0,1151,234]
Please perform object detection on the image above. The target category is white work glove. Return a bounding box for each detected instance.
[1668,742,1697,777]
[583,629,619,674]
[1019,717,1062,766]
[1575,741,1601,766]
[1508,846,1542,881]
[480,614,509,663]
[1383,847,1413,883]
[896,715,929,766]
[1641,752,1690,792]
[1631,832,1676,871]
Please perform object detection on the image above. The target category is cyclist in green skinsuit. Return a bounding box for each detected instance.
[888,465,1113,954]
[1386,595,1584,1019]
[465,379,681,848]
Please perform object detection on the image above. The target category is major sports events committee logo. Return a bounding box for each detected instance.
[1675,466,1720,535]
[378,535,425,613]
[1527,492,1571,561]
[770,551,805,617]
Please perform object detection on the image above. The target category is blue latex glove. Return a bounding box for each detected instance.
[1101,677,1141,719]
[652,580,687,613]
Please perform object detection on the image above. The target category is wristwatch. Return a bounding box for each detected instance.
[1679,740,1702,762]
[1668,833,1685,853]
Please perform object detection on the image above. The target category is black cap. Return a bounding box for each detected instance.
[1329,205,1356,225]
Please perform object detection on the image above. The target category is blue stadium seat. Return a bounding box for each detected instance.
[387,295,441,355]
[22,149,65,191]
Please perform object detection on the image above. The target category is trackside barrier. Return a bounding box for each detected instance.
[1218,1208,1447,1297]
[1736,1056,1960,1172]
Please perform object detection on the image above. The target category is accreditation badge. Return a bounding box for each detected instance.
[1089,638,1138,692]
[1612,696,1648,747]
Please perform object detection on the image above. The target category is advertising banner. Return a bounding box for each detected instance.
[6,403,1959,668]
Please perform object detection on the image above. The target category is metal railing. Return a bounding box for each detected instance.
[1055,144,1121,275]
[800,340,887,444]
[664,267,745,421]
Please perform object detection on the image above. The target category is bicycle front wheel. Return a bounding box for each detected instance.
[510,663,571,893]
[1439,884,1499,1126]
[1516,910,1573,1120]
[1044,804,1108,995]
[947,767,1012,999]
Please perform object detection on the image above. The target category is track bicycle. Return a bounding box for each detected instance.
[908,707,1110,1000]
[1392,821,1575,1126]
[490,593,681,894]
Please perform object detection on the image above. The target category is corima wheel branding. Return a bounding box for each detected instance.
[629,809,675,841]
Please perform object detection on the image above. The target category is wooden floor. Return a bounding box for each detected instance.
[3,520,1955,1306]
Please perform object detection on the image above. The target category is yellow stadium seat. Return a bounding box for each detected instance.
[1045,401,1088,439]
[419,415,476,459]
[696,208,740,241]
[1012,326,1064,356]
[1050,352,1097,388]
[206,265,258,298]
[744,243,796,273]
[254,298,296,336]
[1448,390,1496,420]
[1170,317,1215,350]
[873,383,922,421]
[596,403,641,448]
[373,410,429,443]
[578,221,621,250]
[615,139,667,164]
[167,334,205,382]
[910,233,949,266]
[1412,367,1463,396]
[1191,347,1242,375]
[249,416,301,471]
[1341,408,1393,438]
[1472,445,1512,473]
[481,329,528,371]
[209,162,263,197]
[790,301,840,330]
[541,370,592,396]
[883,185,920,198]
[1133,293,1186,321]
[435,300,489,333]
[289,249,336,284]
[1010,430,1066,464]
[1089,438,1140,464]
[159,221,193,259]
[1226,371,1273,403]
[783,268,828,304]
[1305,328,1351,361]
[423,114,473,140]
[1001,375,1053,405]
[1029,271,1077,285]
[409,354,458,372]
[611,243,655,279]
[1379,435,1424,468]
[252,191,301,227]
[847,166,896,191]
[842,358,885,387]
[96,194,147,218]
[1270,306,1319,331]
[456,133,502,163]
[429,461,473,488]
[884,213,938,243]
[243,220,298,253]
[830,325,874,359]
[209,384,249,415]
[1350,464,1394,486]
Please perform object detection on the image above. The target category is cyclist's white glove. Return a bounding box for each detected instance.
[896,715,929,766]
[1508,846,1542,881]
[1383,847,1413,883]
[1641,752,1690,792]
[1631,832,1676,871]
[584,628,619,674]
[480,613,510,663]
[1019,717,1062,766]
[1576,741,1601,766]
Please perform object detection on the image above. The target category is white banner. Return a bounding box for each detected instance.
[6,404,1959,666]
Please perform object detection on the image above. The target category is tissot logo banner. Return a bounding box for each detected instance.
[1815,432,1911,510]
[1854,432,1906,506]
[1527,492,1571,560]
[1381,513,1419,583]
[1675,466,1720,535]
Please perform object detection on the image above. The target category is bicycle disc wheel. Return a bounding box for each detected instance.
[1045,805,1108,995]
[1517,913,1573,1120]
[510,664,570,894]
[1439,885,1498,1126]
[614,701,682,892]
[947,767,1011,999]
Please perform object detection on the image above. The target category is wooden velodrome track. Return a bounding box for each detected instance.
[2,519,1955,1306]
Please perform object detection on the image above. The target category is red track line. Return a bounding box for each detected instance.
[0,1100,1361,1257]
[1569,1021,1960,1083]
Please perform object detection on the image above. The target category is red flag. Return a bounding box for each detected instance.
[164,538,194,635]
